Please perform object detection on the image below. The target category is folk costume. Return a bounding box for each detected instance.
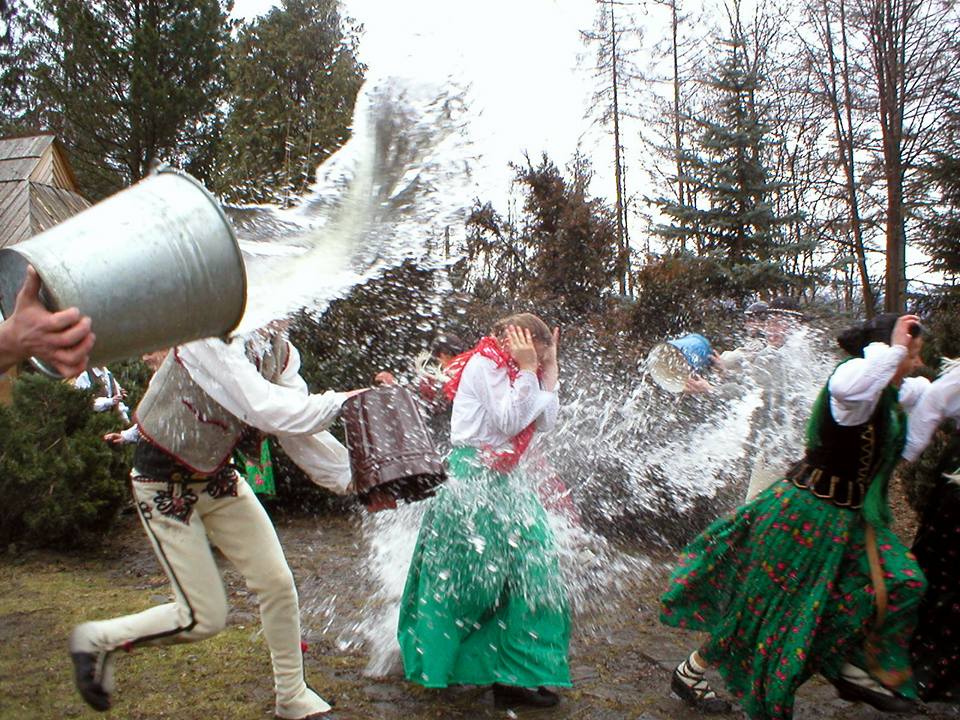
[904,362,960,703]
[661,341,931,719]
[74,366,130,423]
[69,334,352,720]
[398,336,571,695]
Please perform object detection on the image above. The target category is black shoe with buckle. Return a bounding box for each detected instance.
[69,623,115,712]
[670,661,732,714]
[829,668,915,713]
[492,683,560,709]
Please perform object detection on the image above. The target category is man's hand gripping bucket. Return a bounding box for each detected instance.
[0,167,246,376]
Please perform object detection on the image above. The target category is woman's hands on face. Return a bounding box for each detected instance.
[505,325,538,372]
[540,327,560,369]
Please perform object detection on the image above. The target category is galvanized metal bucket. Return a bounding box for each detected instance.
[646,333,713,393]
[0,167,246,376]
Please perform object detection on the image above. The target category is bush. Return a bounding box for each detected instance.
[627,254,741,350]
[0,374,130,550]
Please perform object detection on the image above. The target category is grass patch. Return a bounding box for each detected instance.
[0,560,274,719]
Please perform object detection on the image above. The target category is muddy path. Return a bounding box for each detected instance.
[3,506,951,720]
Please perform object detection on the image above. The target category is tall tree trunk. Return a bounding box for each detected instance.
[868,0,908,312]
[670,0,686,252]
[609,2,627,294]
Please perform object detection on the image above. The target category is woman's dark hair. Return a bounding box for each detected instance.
[837,313,911,357]
[430,332,468,357]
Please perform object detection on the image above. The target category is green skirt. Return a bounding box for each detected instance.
[661,479,926,719]
[398,446,571,689]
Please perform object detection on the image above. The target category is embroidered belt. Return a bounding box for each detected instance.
[788,462,866,509]
[133,441,233,483]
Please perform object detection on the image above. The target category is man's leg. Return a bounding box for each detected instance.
[70,477,229,711]
[203,477,331,719]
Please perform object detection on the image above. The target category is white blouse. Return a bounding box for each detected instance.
[827,341,936,462]
[903,363,960,462]
[828,342,928,425]
[449,355,558,452]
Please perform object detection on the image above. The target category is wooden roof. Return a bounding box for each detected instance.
[0,134,89,250]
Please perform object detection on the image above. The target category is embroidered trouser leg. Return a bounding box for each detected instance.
[84,473,328,717]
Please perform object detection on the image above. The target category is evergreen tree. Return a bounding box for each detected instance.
[921,100,960,285]
[212,0,364,205]
[8,0,231,199]
[516,154,621,314]
[463,153,621,315]
[653,28,799,295]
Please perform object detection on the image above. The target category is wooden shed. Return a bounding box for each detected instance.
[0,134,90,400]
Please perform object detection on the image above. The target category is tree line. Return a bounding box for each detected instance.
[0,0,364,205]
[582,0,960,318]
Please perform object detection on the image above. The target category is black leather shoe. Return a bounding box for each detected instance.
[492,683,560,709]
[69,624,114,712]
[670,668,732,714]
[829,674,915,713]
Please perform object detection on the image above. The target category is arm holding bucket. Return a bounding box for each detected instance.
[177,338,347,437]
[277,432,353,495]
[0,267,94,377]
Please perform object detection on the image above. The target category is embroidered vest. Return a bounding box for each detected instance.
[805,392,891,484]
[135,336,289,474]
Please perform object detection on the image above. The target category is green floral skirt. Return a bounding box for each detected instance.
[661,479,926,719]
[398,446,571,689]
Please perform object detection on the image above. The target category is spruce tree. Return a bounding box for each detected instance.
[212,0,365,206]
[653,31,798,295]
[10,0,231,199]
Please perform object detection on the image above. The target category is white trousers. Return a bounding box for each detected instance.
[84,472,329,719]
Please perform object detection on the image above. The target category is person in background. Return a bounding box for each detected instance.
[685,297,815,502]
[0,266,94,377]
[70,327,365,720]
[398,314,570,710]
[374,331,469,451]
[902,357,960,703]
[74,366,129,422]
[103,350,168,447]
[662,313,932,719]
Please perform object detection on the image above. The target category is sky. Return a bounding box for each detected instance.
[230,0,608,206]
[229,0,939,291]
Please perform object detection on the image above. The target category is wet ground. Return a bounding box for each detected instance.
[2,507,957,720]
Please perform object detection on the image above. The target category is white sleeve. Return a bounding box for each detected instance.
[898,376,931,413]
[176,338,347,438]
[277,431,353,495]
[903,365,960,461]
[93,396,116,412]
[466,357,556,437]
[535,384,559,432]
[828,342,906,426]
[73,374,92,390]
[277,343,310,395]
[120,425,141,444]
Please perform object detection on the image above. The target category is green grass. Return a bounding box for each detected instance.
[0,560,275,719]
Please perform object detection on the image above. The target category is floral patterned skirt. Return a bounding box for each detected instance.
[661,479,926,720]
[398,446,571,689]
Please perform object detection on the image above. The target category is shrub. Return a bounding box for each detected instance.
[0,374,130,550]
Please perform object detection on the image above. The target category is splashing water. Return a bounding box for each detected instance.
[227,72,478,334]
[308,322,838,676]
[213,67,840,682]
